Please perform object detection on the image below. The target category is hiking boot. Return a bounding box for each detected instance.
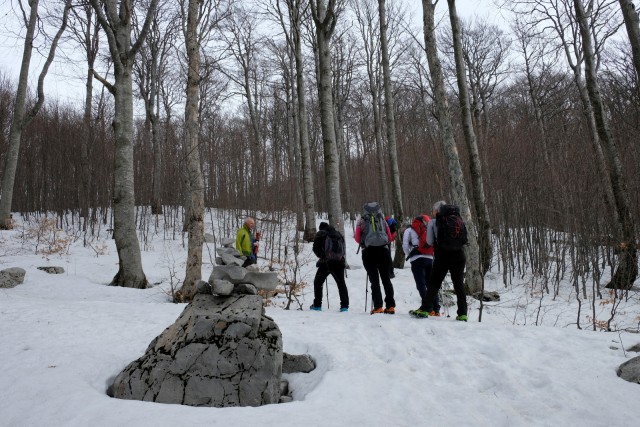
[370,307,384,314]
[409,309,430,318]
[429,311,441,317]
[456,314,468,322]
[340,307,348,312]
[310,305,322,311]
[384,307,395,314]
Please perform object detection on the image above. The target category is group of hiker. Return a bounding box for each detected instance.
[235,200,469,321]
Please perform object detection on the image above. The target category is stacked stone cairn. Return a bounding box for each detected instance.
[109,237,315,407]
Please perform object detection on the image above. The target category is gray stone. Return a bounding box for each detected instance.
[219,253,244,267]
[37,266,65,274]
[210,265,248,282]
[0,267,26,289]
[204,233,215,244]
[279,395,293,403]
[244,271,278,290]
[216,247,243,258]
[283,353,316,373]
[221,237,236,247]
[627,343,640,352]
[195,281,212,295]
[209,265,279,292]
[473,290,500,302]
[212,279,234,296]
[111,294,283,407]
[617,356,640,384]
[234,283,258,295]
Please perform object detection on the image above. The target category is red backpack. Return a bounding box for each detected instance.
[410,215,434,256]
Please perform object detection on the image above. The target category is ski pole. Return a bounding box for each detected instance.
[364,273,369,312]
[325,278,329,309]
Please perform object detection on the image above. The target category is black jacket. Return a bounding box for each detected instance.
[312,225,344,261]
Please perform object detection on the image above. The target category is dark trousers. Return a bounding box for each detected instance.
[313,260,349,309]
[422,249,467,316]
[410,257,440,312]
[363,246,395,309]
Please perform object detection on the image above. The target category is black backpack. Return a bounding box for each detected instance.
[324,229,346,261]
[435,204,468,251]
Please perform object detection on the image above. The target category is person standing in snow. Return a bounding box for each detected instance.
[356,202,396,315]
[410,201,468,321]
[402,214,440,315]
[309,222,349,312]
[236,217,260,268]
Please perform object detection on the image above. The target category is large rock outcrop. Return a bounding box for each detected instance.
[110,294,283,407]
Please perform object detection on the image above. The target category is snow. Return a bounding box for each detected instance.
[1,212,639,427]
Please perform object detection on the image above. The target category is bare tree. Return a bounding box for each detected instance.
[69,2,100,223]
[273,0,317,240]
[177,0,231,302]
[447,0,492,275]
[618,0,640,80]
[574,0,637,289]
[89,0,159,288]
[422,0,482,293]
[378,0,405,268]
[310,0,344,234]
[0,0,71,230]
[133,0,179,216]
[352,0,390,210]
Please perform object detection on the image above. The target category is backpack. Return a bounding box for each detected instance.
[323,229,346,261]
[435,204,468,251]
[361,202,389,247]
[410,214,432,255]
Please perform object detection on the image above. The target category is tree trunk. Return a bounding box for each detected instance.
[0,0,70,229]
[574,0,638,289]
[448,0,492,275]
[311,0,344,235]
[177,0,206,302]
[422,0,482,294]
[618,0,640,81]
[378,0,405,269]
[289,0,317,241]
[0,1,39,230]
[90,0,158,288]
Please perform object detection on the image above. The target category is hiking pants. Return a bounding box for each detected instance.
[410,257,440,312]
[363,245,395,309]
[422,249,467,316]
[313,260,349,309]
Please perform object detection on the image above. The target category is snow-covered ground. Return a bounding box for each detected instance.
[1,211,638,427]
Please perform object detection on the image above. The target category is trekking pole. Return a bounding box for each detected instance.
[325,278,329,309]
[364,273,369,312]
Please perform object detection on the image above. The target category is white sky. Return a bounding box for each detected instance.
[0,0,504,107]
[1,210,638,426]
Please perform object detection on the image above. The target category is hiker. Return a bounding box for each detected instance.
[355,202,396,314]
[309,222,349,312]
[410,201,468,321]
[402,214,441,315]
[236,217,260,268]
[386,215,398,278]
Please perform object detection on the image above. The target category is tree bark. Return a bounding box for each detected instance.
[377,0,405,269]
[448,0,492,275]
[90,0,158,288]
[618,0,640,81]
[286,0,317,241]
[422,0,482,293]
[0,0,70,229]
[311,0,344,235]
[574,0,638,289]
[176,0,206,302]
